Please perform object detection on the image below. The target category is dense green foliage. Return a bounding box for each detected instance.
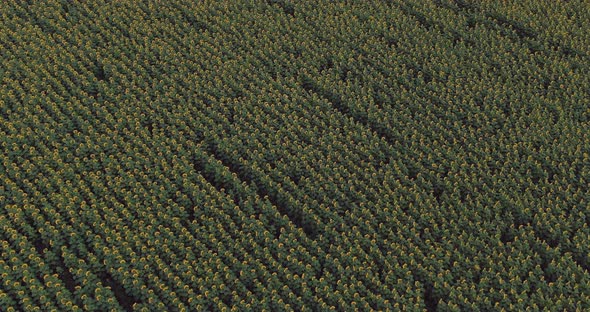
[1,0,589,311]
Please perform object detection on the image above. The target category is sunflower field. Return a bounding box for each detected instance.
[1,0,589,311]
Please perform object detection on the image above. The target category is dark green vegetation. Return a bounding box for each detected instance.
[1,0,590,311]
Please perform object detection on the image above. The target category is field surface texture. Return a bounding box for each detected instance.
[1,0,590,311]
